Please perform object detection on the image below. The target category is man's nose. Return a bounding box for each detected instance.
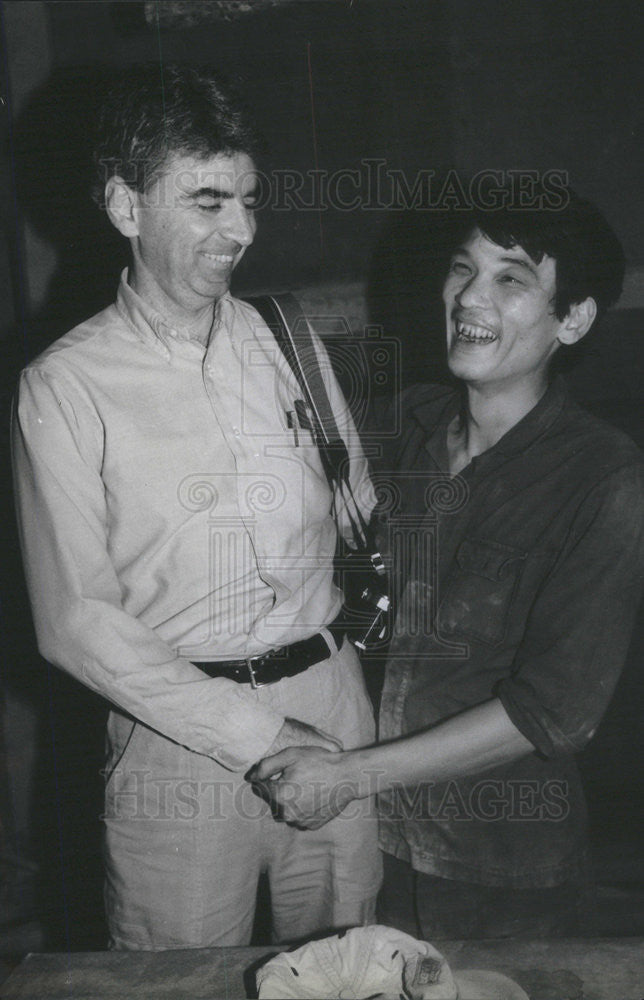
[455,271,488,308]
[220,200,256,246]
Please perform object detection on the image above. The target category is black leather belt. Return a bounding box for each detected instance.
[192,615,345,688]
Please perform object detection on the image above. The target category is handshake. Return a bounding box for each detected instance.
[248,717,364,830]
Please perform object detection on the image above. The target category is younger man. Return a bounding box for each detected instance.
[254,191,644,937]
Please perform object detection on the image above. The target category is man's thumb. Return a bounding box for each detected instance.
[253,748,296,781]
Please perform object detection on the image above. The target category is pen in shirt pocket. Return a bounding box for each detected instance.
[286,410,299,446]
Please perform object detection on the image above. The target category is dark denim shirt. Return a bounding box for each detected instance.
[375,377,644,887]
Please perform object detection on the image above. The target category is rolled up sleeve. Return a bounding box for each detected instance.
[497,461,644,758]
[12,367,284,772]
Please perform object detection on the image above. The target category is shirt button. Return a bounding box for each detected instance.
[233,427,241,437]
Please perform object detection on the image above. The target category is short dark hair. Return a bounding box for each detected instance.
[450,189,625,322]
[92,63,261,206]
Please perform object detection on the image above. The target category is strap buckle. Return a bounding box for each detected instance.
[246,657,261,689]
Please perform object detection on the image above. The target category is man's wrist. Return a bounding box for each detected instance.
[338,747,381,801]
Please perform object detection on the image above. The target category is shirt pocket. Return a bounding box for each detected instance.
[437,537,527,646]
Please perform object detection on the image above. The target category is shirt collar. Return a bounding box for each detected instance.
[116,268,229,354]
[411,388,459,470]
[489,375,568,456]
[411,376,569,469]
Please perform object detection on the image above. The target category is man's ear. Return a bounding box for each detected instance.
[104,176,140,238]
[557,297,597,346]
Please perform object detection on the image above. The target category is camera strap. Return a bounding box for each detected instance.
[246,293,374,553]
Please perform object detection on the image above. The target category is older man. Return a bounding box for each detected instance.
[12,64,381,949]
[254,191,644,938]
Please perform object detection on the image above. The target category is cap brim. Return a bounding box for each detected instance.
[454,969,529,1000]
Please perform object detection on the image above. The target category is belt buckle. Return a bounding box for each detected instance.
[246,657,262,689]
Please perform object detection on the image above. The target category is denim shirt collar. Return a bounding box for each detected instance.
[412,376,569,472]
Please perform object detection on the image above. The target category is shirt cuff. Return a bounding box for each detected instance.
[201,700,285,772]
[496,680,556,759]
[497,672,602,759]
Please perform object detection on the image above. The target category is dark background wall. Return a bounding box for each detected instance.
[1,0,643,953]
[5,1,644,336]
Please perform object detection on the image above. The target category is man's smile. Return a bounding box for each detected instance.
[201,251,235,264]
[452,316,499,345]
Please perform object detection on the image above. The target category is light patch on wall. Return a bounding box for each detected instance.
[144,0,298,27]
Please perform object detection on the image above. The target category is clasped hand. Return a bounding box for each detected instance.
[248,718,360,829]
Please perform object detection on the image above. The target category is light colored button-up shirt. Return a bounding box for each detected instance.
[12,273,374,770]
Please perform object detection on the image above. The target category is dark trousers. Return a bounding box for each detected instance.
[378,853,596,940]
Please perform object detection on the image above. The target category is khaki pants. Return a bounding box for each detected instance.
[103,641,381,949]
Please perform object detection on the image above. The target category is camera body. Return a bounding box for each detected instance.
[336,546,391,652]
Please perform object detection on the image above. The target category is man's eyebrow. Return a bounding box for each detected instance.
[186,185,259,200]
[186,187,232,200]
[499,254,539,277]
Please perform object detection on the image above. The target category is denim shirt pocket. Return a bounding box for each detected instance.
[437,537,527,646]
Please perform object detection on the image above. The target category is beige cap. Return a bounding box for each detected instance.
[256,925,529,999]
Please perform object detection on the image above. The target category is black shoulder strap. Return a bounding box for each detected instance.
[245,293,373,550]
[245,293,351,490]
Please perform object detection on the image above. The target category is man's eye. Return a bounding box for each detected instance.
[499,274,524,286]
[450,260,471,275]
[197,200,222,211]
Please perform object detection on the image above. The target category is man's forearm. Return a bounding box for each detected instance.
[348,698,535,796]
[252,697,536,829]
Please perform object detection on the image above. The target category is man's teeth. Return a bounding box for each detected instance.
[203,252,234,263]
[455,320,497,343]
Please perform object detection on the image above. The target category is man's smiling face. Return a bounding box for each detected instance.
[443,228,566,393]
[129,150,258,321]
